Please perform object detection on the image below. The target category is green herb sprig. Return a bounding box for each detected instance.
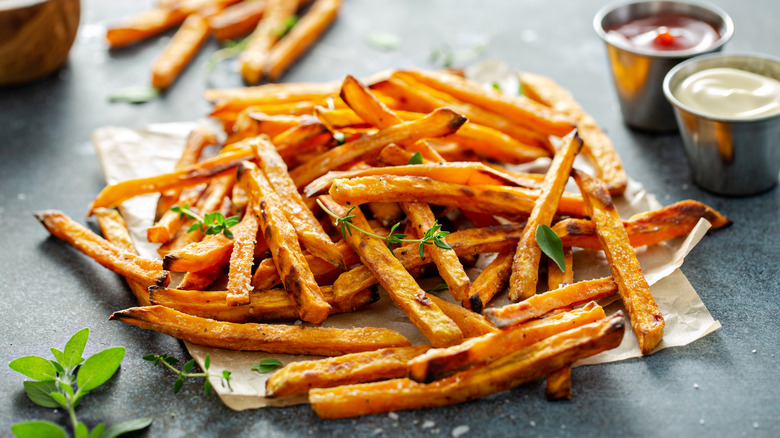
[143,354,231,395]
[171,204,239,239]
[317,199,452,258]
[536,224,566,271]
[426,283,450,294]
[406,152,423,165]
[252,358,284,374]
[9,328,152,438]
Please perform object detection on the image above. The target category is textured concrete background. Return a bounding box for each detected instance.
[1,0,778,436]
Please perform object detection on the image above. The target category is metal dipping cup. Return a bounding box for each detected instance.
[594,1,733,131]
[663,53,780,196]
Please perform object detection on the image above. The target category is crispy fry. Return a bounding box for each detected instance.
[151,14,211,91]
[484,277,617,328]
[573,169,664,354]
[426,294,497,338]
[205,80,340,106]
[265,0,342,81]
[266,345,431,398]
[508,131,582,301]
[520,71,628,195]
[252,240,358,289]
[239,161,332,324]
[548,247,574,290]
[89,144,254,213]
[309,313,625,419]
[401,69,575,137]
[252,136,344,267]
[226,204,259,306]
[208,0,267,41]
[93,208,152,306]
[178,265,224,290]
[319,196,463,347]
[238,0,299,84]
[409,303,605,383]
[110,305,410,355]
[553,200,731,250]
[365,202,404,228]
[106,6,186,48]
[148,186,205,243]
[328,176,587,220]
[35,210,169,288]
[148,285,378,322]
[289,108,467,188]
[466,249,514,312]
[545,367,572,400]
[237,112,318,140]
[331,223,525,304]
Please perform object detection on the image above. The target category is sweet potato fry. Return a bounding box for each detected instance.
[466,249,514,312]
[147,186,206,243]
[205,80,340,107]
[265,0,342,81]
[401,69,576,137]
[252,136,344,267]
[508,131,582,301]
[548,246,574,290]
[330,223,525,304]
[208,0,267,41]
[553,199,731,250]
[237,112,318,140]
[252,240,357,289]
[266,345,431,398]
[545,367,572,400]
[89,144,254,213]
[328,176,587,220]
[238,0,299,84]
[409,303,606,383]
[573,169,664,354]
[520,71,628,196]
[110,305,410,355]
[427,294,497,338]
[319,196,463,347]
[106,6,186,48]
[484,277,617,328]
[309,313,625,419]
[35,210,169,288]
[148,285,378,323]
[226,204,259,306]
[93,208,152,306]
[289,108,467,188]
[239,161,332,324]
[178,264,224,290]
[151,14,211,91]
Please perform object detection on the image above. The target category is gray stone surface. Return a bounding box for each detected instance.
[1,0,778,436]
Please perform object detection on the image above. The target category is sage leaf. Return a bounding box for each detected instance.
[89,423,105,438]
[50,348,65,366]
[11,420,68,438]
[49,392,68,408]
[63,328,89,371]
[76,347,125,392]
[103,417,153,438]
[23,381,60,408]
[108,86,160,104]
[536,224,565,271]
[9,356,58,381]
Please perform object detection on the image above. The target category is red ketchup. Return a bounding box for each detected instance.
[605,14,720,52]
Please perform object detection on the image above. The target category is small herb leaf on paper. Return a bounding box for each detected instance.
[252,358,284,374]
[536,224,565,271]
[365,31,401,51]
[108,86,160,104]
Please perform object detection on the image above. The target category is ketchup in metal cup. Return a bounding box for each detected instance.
[605,14,720,52]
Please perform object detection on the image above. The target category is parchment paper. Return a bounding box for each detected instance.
[92,122,721,411]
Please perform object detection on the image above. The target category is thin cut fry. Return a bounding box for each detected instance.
[110,305,410,355]
[427,294,497,338]
[226,203,259,306]
[266,345,431,398]
[239,0,299,84]
[408,303,606,383]
[548,247,574,290]
[239,161,332,324]
[208,0,268,41]
[151,14,211,91]
[508,131,582,301]
[265,0,342,81]
[178,265,224,290]
[34,210,169,288]
[106,7,186,48]
[574,169,664,354]
[545,367,572,400]
[319,196,463,347]
[309,313,625,419]
[466,249,514,312]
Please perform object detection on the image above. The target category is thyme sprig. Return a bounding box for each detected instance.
[143,353,232,395]
[171,204,239,239]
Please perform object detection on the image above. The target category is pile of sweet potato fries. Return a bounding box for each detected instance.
[36,68,730,418]
[107,0,342,89]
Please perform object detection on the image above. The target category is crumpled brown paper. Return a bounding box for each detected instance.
[91,121,720,411]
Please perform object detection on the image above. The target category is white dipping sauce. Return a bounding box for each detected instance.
[674,67,780,118]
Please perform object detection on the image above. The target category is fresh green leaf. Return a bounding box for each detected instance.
[204,354,211,370]
[364,31,401,51]
[222,371,232,390]
[50,361,64,375]
[11,420,68,438]
[204,379,212,395]
[50,349,65,366]
[23,381,60,408]
[426,283,449,294]
[9,356,58,381]
[75,422,89,438]
[173,378,183,394]
[251,358,283,374]
[182,359,195,373]
[102,418,152,438]
[407,152,423,165]
[89,423,105,438]
[49,392,67,408]
[76,347,125,392]
[536,224,565,271]
[275,15,298,38]
[63,328,89,371]
[108,86,160,104]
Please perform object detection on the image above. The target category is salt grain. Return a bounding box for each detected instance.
[422,420,435,429]
[693,383,699,389]
[452,425,470,437]
[388,412,399,420]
